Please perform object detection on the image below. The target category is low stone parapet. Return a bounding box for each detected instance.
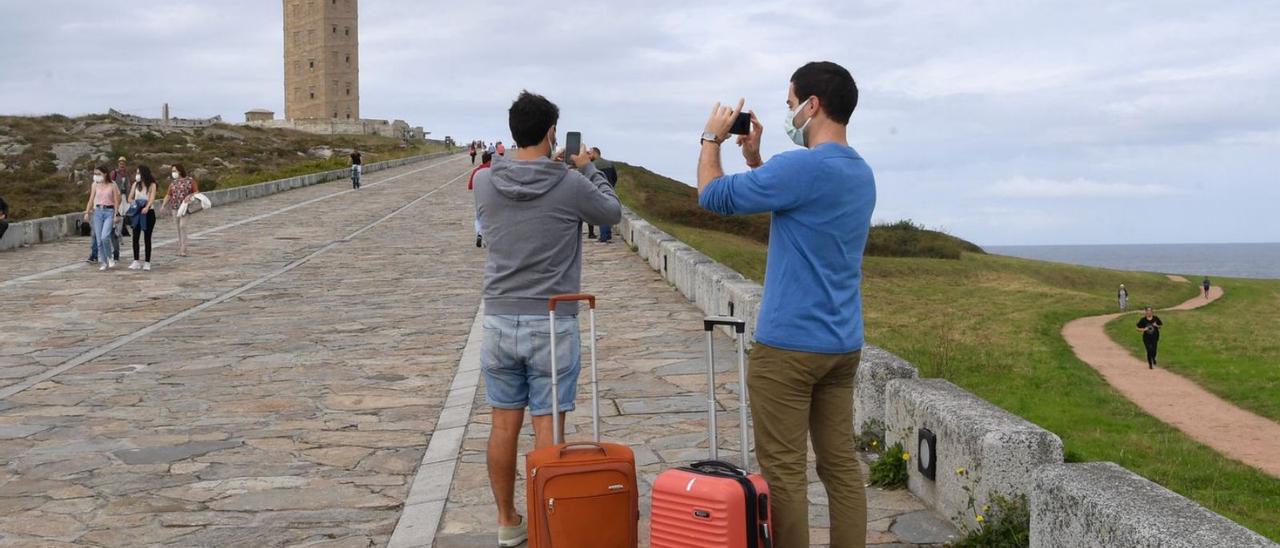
[1030,462,1277,548]
[885,378,1064,530]
[855,345,919,438]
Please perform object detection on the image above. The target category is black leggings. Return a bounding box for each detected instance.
[1143,337,1159,366]
[131,211,157,261]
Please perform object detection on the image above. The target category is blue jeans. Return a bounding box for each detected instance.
[91,208,115,263]
[599,224,612,241]
[481,314,581,416]
[88,211,119,261]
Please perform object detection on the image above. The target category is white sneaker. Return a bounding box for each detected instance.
[143,262,151,271]
[99,264,108,272]
[129,260,142,270]
[107,259,116,269]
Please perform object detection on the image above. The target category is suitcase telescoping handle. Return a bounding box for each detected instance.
[548,294,599,445]
[703,315,752,471]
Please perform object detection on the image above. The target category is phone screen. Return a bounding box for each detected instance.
[564,132,581,164]
[729,112,751,135]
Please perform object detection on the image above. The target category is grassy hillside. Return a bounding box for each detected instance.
[617,163,984,259]
[1104,278,1280,423]
[614,163,1280,540]
[0,114,451,220]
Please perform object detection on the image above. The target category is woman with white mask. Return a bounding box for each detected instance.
[127,165,159,270]
[82,165,121,271]
[160,163,199,257]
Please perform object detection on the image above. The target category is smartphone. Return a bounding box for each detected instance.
[564,131,581,165]
[729,112,751,135]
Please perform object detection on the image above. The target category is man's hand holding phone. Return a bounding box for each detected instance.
[703,98,745,143]
[736,111,763,168]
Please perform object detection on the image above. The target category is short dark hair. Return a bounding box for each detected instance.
[508,90,559,148]
[481,151,493,163]
[791,61,858,125]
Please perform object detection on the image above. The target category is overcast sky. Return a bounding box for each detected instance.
[2,1,1276,246]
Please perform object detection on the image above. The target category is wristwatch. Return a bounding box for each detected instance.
[700,131,722,145]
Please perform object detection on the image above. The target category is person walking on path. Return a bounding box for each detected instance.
[1202,276,1211,299]
[350,149,363,190]
[0,195,8,242]
[83,165,121,271]
[697,61,875,548]
[487,141,497,156]
[1118,284,1129,311]
[127,165,159,271]
[110,156,132,242]
[88,161,127,264]
[469,142,478,164]
[589,147,619,243]
[1136,306,1163,369]
[161,164,198,257]
[473,90,621,547]
[468,151,493,248]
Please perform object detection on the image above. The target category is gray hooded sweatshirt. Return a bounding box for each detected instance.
[474,154,622,315]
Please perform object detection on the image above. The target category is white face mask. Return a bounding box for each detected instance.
[172,172,180,180]
[135,174,142,182]
[93,174,105,183]
[784,97,813,148]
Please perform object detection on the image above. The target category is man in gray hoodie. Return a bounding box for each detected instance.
[473,90,621,546]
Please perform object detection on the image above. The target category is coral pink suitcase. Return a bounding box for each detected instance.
[650,316,773,548]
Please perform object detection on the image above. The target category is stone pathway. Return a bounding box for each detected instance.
[0,155,484,546]
[0,154,955,547]
[1063,286,1280,478]
[430,242,958,547]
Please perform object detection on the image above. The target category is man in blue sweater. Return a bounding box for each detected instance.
[698,61,875,548]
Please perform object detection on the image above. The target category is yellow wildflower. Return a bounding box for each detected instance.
[902,451,911,461]
[983,504,990,513]
[871,440,878,447]
[976,515,985,524]
[955,467,966,476]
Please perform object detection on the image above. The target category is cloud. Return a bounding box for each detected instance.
[982,177,1180,198]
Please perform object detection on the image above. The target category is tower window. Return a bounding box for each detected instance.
[346,88,350,96]
[308,60,315,69]
[345,27,350,36]
[345,55,350,64]
[309,92,315,99]
[333,112,338,118]
[332,26,337,34]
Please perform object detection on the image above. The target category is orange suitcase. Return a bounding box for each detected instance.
[526,294,639,548]
[650,316,773,548]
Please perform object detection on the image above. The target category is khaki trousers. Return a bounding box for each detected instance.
[749,343,866,548]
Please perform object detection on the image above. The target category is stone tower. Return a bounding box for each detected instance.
[283,0,359,121]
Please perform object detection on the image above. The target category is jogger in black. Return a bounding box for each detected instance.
[1136,307,1163,369]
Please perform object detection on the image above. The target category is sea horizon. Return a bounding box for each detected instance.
[986,242,1280,280]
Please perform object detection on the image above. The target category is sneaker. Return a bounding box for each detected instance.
[107,259,117,270]
[98,264,108,272]
[129,260,142,270]
[143,262,151,271]
[497,516,527,548]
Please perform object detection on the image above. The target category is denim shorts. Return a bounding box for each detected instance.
[481,314,581,416]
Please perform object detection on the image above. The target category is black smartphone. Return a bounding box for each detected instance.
[564,131,581,164]
[729,112,751,135]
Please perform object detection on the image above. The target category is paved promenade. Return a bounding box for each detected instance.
[0,155,954,547]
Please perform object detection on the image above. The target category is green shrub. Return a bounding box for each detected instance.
[868,442,909,489]
[952,493,1030,548]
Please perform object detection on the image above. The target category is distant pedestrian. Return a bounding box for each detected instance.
[590,147,619,243]
[0,195,9,241]
[111,156,132,241]
[162,164,198,257]
[469,151,493,247]
[487,142,497,156]
[1202,276,1211,299]
[350,149,363,190]
[470,142,478,164]
[87,164,124,264]
[83,165,121,271]
[1136,307,1163,369]
[1117,284,1128,311]
[127,165,159,271]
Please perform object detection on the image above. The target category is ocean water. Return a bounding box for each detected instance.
[986,243,1280,280]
